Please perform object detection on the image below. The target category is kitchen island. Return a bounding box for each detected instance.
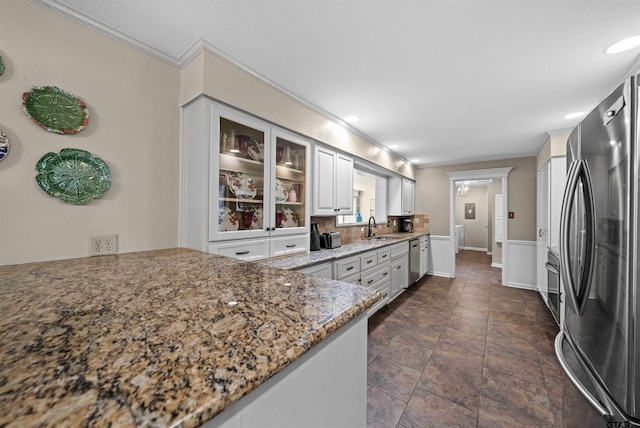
[0,248,378,427]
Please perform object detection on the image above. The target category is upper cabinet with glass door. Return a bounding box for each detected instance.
[210,105,309,242]
[270,129,309,236]
[212,108,271,242]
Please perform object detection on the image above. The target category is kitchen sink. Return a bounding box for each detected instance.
[369,236,398,241]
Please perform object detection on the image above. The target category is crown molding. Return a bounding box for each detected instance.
[30,0,414,171]
[29,0,179,66]
[446,167,513,180]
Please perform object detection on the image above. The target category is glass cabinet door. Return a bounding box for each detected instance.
[211,108,271,241]
[270,129,309,236]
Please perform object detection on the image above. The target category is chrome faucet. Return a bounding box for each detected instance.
[367,216,376,238]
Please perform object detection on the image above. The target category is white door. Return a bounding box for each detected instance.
[536,163,550,298]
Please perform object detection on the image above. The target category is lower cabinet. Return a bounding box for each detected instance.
[390,253,409,301]
[205,314,368,428]
[297,240,412,317]
[298,262,333,279]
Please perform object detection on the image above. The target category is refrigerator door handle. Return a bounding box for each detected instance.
[575,159,597,313]
[554,331,611,418]
[559,159,597,315]
[560,160,582,314]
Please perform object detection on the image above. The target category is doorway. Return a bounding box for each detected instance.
[447,168,512,285]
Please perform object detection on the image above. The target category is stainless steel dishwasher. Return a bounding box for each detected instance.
[409,238,420,284]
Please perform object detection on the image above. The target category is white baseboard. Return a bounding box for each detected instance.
[461,246,488,252]
[491,262,502,268]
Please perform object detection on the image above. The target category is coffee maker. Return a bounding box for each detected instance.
[399,217,413,233]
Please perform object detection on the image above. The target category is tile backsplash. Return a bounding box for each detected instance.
[311,214,429,245]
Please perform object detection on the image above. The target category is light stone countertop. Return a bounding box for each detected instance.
[0,248,379,428]
[261,232,428,270]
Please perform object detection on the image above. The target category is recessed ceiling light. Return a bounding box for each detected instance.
[605,36,640,54]
[344,115,360,123]
[388,144,399,149]
[564,112,585,119]
[410,159,420,163]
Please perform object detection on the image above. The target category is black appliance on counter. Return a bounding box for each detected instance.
[398,217,413,233]
[310,223,322,251]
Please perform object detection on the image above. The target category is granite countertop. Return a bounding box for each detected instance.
[261,232,428,270]
[0,248,379,428]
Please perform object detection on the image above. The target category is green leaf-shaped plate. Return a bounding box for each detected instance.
[23,86,89,134]
[35,148,111,204]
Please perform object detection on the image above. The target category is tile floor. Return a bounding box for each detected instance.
[367,250,563,428]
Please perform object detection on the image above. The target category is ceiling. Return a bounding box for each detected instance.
[36,0,640,167]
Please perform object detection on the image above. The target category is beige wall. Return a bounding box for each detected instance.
[455,186,489,249]
[1,1,181,265]
[415,157,537,241]
[537,131,569,170]
[181,50,416,180]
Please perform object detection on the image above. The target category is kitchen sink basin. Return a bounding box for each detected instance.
[369,236,398,241]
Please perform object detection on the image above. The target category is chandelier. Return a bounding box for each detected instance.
[457,183,469,197]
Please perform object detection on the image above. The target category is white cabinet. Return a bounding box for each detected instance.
[388,176,415,215]
[298,262,333,279]
[389,242,409,301]
[181,98,310,259]
[312,146,354,216]
[206,314,368,428]
[536,157,566,302]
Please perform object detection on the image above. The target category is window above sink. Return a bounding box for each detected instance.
[337,167,388,227]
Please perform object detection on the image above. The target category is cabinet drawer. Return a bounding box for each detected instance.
[341,272,361,286]
[361,264,390,288]
[335,255,361,280]
[377,248,391,264]
[390,241,409,258]
[270,235,308,257]
[208,239,269,261]
[360,251,377,272]
[298,262,333,279]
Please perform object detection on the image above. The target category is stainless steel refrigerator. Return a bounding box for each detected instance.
[555,73,639,427]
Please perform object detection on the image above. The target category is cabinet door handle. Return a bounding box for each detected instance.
[346,266,354,271]
[397,266,401,270]
[381,254,388,259]
[235,250,250,255]
[286,244,297,248]
[366,260,373,264]
[367,279,374,285]
[383,271,388,276]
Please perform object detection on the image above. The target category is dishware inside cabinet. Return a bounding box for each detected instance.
[218,117,266,233]
[274,136,306,230]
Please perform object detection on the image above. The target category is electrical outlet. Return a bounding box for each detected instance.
[89,234,118,256]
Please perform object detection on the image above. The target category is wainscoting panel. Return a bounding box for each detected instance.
[429,235,454,278]
[504,240,537,290]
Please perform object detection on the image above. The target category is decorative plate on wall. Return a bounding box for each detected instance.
[23,86,89,134]
[0,131,9,162]
[35,148,111,204]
